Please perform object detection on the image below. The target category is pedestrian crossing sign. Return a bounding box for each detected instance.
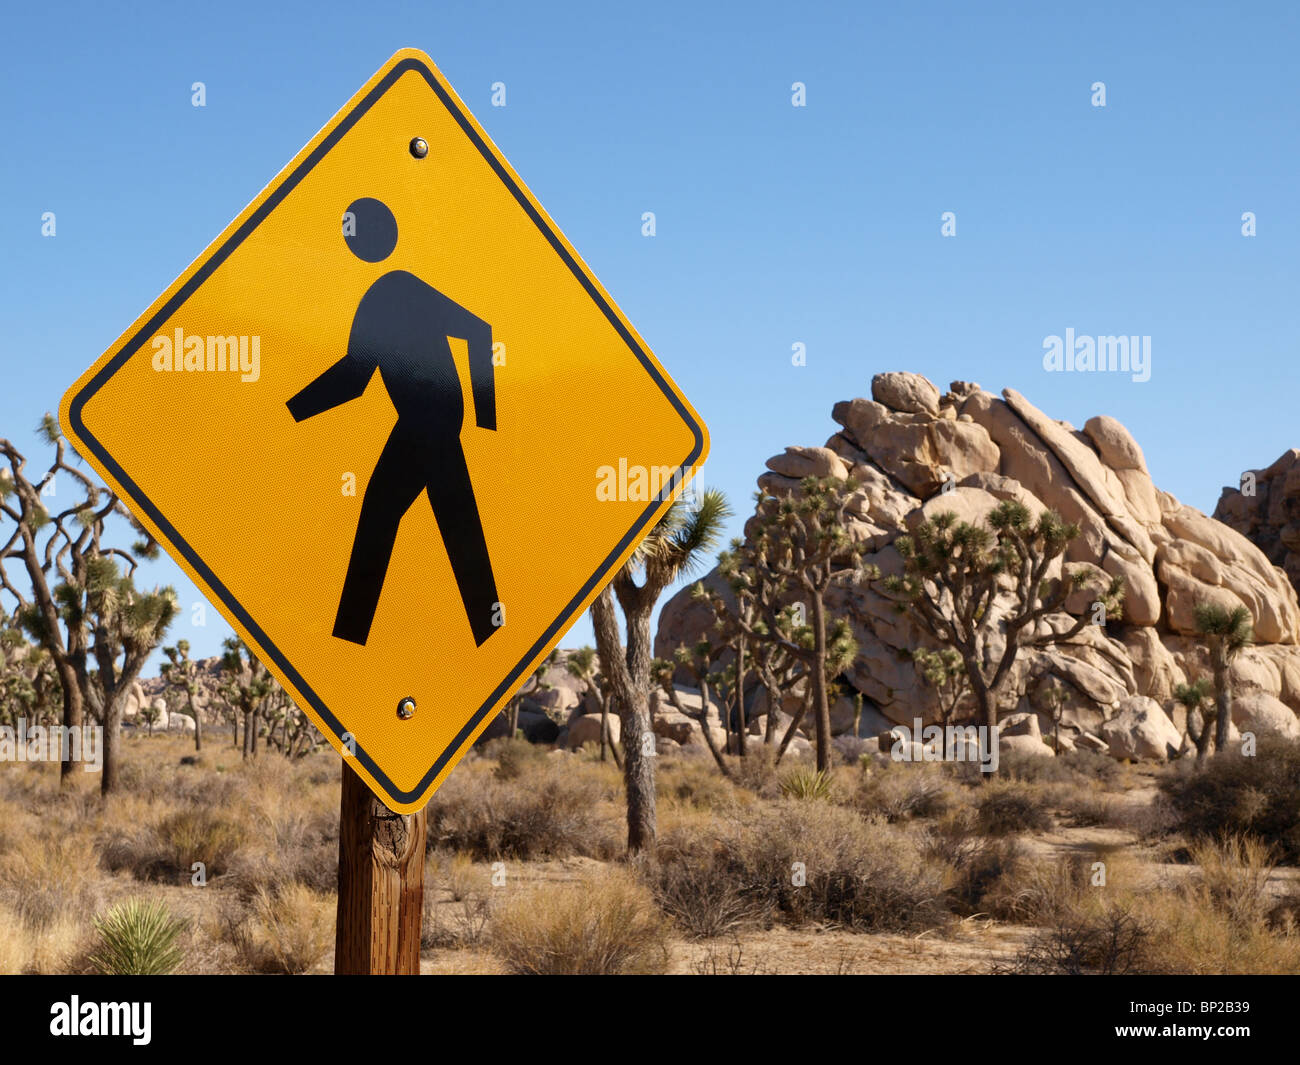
[59,48,708,812]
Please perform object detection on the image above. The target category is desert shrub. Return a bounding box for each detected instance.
[998,747,1123,787]
[641,844,764,939]
[105,808,247,882]
[423,853,495,949]
[854,762,957,823]
[832,735,872,765]
[1158,738,1300,863]
[491,869,670,975]
[88,898,186,976]
[729,746,782,799]
[779,766,834,801]
[1007,836,1300,974]
[0,901,33,974]
[1186,834,1275,928]
[0,830,102,932]
[1007,904,1152,974]
[923,811,1029,917]
[230,804,336,894]
[248,883,333,974]
[1058,790,1118,828]
[425,761,619,860]
[659,759,749,811]
[488,736,550,781]
[655,802,948,934]
[1060,748,1125,785]
[976,784,1053,836]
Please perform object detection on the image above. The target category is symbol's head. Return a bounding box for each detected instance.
[343,197,398,263]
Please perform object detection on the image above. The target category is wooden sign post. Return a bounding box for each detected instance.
[334,761,427,975]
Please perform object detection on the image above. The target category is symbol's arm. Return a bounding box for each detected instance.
[286,355,374,422]
[440,296,496,431]
[466,316,496,431]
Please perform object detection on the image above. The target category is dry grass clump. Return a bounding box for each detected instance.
[102,807,247,883]
[658,758,754,812]
[425,758,621,861]
[854,761,960,823]
[490,867,670,975]
[650,801,949,935]
[0,827,102,932]
[218,883,334,974]
[974,782,1054,836]
[422,852,495,950]
[727,745,783,799]
[230,801,337,895]
[999,747,1125,788]
[1008,834,1300,974]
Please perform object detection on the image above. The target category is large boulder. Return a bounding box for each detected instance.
[1230,691,1300,741]
[566,712,620,749]
[1100,696,1182,762]
[873,371,941,416]
[1215,448,1300,599]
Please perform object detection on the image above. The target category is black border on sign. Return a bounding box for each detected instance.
[66,57,705,805]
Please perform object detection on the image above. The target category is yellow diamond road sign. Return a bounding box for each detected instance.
[59,49,708,813]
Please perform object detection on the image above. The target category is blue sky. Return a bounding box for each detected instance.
[2,0,1298,668]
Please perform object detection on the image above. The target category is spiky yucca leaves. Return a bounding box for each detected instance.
[1174,676,1215,763]
[629,488,731,590]
[89,898,186,976]
[1194,603,1254,757]
[882,500,1124,735]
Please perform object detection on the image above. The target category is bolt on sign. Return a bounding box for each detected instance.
[60,49,708,813]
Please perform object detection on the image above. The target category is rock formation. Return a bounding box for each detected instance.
[656,372,1300,759]
[1214,448,1300,596]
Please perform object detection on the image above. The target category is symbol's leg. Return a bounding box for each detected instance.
[334,435,424,645]
[426,444,500,646]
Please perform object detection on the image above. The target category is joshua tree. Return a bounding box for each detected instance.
[882,502,1124,734]
[219,636,276,759]
[910,646,971,728]
[567,645,620,766]
[138,700,162,737]
[590,488,731,853]
[1193,603,1253,756]
[160,639,202,751]
[1,415,175,790]
[695,543,807,749]
[743,477,871,771]
[0,622,60,730]
[1174,676,1215,763]
[652,642,731,777]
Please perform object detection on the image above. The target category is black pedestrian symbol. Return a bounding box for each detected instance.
[287,197,501,648]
